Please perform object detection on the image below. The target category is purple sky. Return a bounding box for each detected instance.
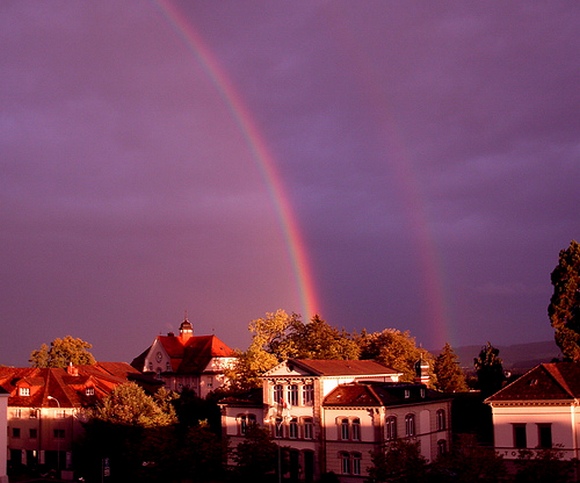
[1,1,579,366]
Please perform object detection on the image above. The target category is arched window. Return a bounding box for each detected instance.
[436,409,446,431]
[274,417,284,438]
[340,418,350,440]
[303,417,314,440]
[273,384,283,404]
[239,414,256,435]
[289,418,299,439]
[386,416,397,440]
[352,452,362,475]
[437,439,447,456]
[340,452,351,474]
[352,418,361,441]
[405,414,415,437]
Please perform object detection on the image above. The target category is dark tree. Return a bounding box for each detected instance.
[434,342,468,393]
[232,425,280,482]
[548,240,580,361]
[474,342,505,397]
[368,439,428,483]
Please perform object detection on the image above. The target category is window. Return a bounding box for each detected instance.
[274,417,283,438]
[352,418,361,441]
[29,428,37,439]
[56,410,66,419]
[13,409,22,419]
[12,428,20,438]
[437,439,447,456]
[303,417,313,440]
[537,424,552,449]
[53,429,65,439]
[19,387,30,397]
[287,385,299,407]
[302,384,314,406]
[513,424,527,449]
[148,362,153,371]
[340,452,361,475]
[386,416,397,440]
[239,414,256,435]
[29,409,38,419]
[273,385,284,404]
[289,418,299,439]
[340,452,351,474]
[166,362,172,372]
[85,387,95,396]
[405,414,415,437]
[352,453,362,475]
[341,418,350,440]
[436,409,446,431]
[404,389,410,399]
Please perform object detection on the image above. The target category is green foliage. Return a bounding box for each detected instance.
[357,328,435,384]
[86,382,177,428]
[515,447,575,483]
[29,335,96,368]
[434,342,468,392]
[474,342,505,397]
[232,424,279,482]
[549,240,580,361]
[368,439,428,483]
[430,435,506,483]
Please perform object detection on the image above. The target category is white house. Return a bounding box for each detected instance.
[221,359,451,482]
[486,361,580,460]
[131,317,237,398]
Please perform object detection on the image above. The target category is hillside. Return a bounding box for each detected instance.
[437,340,561,374]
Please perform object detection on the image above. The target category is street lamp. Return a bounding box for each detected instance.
[47,396,61,477]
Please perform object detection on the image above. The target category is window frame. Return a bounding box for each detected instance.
[436,409,446,431]
[287,384,299,407]
[405,414,415,437]
[386,416,397,441]
[513,423,527,449]
[340,418,350,440]
[302,384,314,406]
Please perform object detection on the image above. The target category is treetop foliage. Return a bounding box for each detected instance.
[84,382,177,428]
[29,335,96,368]
[229,310,439,390]
[434,342,468,392]
[474,342,505,397]
[549,239,580,361]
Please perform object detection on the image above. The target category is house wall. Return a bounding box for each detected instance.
[490,403,578,459]
[0,393,8,483]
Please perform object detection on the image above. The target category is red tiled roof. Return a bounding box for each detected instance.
[291,359,399,377]
[323,381,449,407]
[0,362,138,408]
[486,362,580,402]
[132,332,234,375]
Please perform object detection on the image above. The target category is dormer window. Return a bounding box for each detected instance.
[404,389,410,399]
[86,387,95,396]
[19,387,30,397]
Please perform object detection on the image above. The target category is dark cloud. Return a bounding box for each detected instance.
[1,1,578,365]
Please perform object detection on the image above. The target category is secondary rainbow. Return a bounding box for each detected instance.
[154,0,320,321]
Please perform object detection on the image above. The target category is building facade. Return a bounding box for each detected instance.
[486,361,580,460]
[0,362,140,480]
[221,359,452,482]
[131,317,237,398]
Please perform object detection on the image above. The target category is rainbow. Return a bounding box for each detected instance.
[329,11,452,347]
[153,0,320,321]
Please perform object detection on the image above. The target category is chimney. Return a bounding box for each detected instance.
[67,362,79,376]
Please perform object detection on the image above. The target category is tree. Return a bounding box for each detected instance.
[357,328,435,385]
[87,382,177,428]
[434,342,468,392]
[473,342,505,397]
[29,335,96,368]
[293,314,360,360]
[78,383,178,482]
[515,447,575,483]
[368,439,428,483]
[548,240,580,361]
[232,424,280,482]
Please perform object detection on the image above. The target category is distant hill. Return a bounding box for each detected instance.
[434,340,561,374]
